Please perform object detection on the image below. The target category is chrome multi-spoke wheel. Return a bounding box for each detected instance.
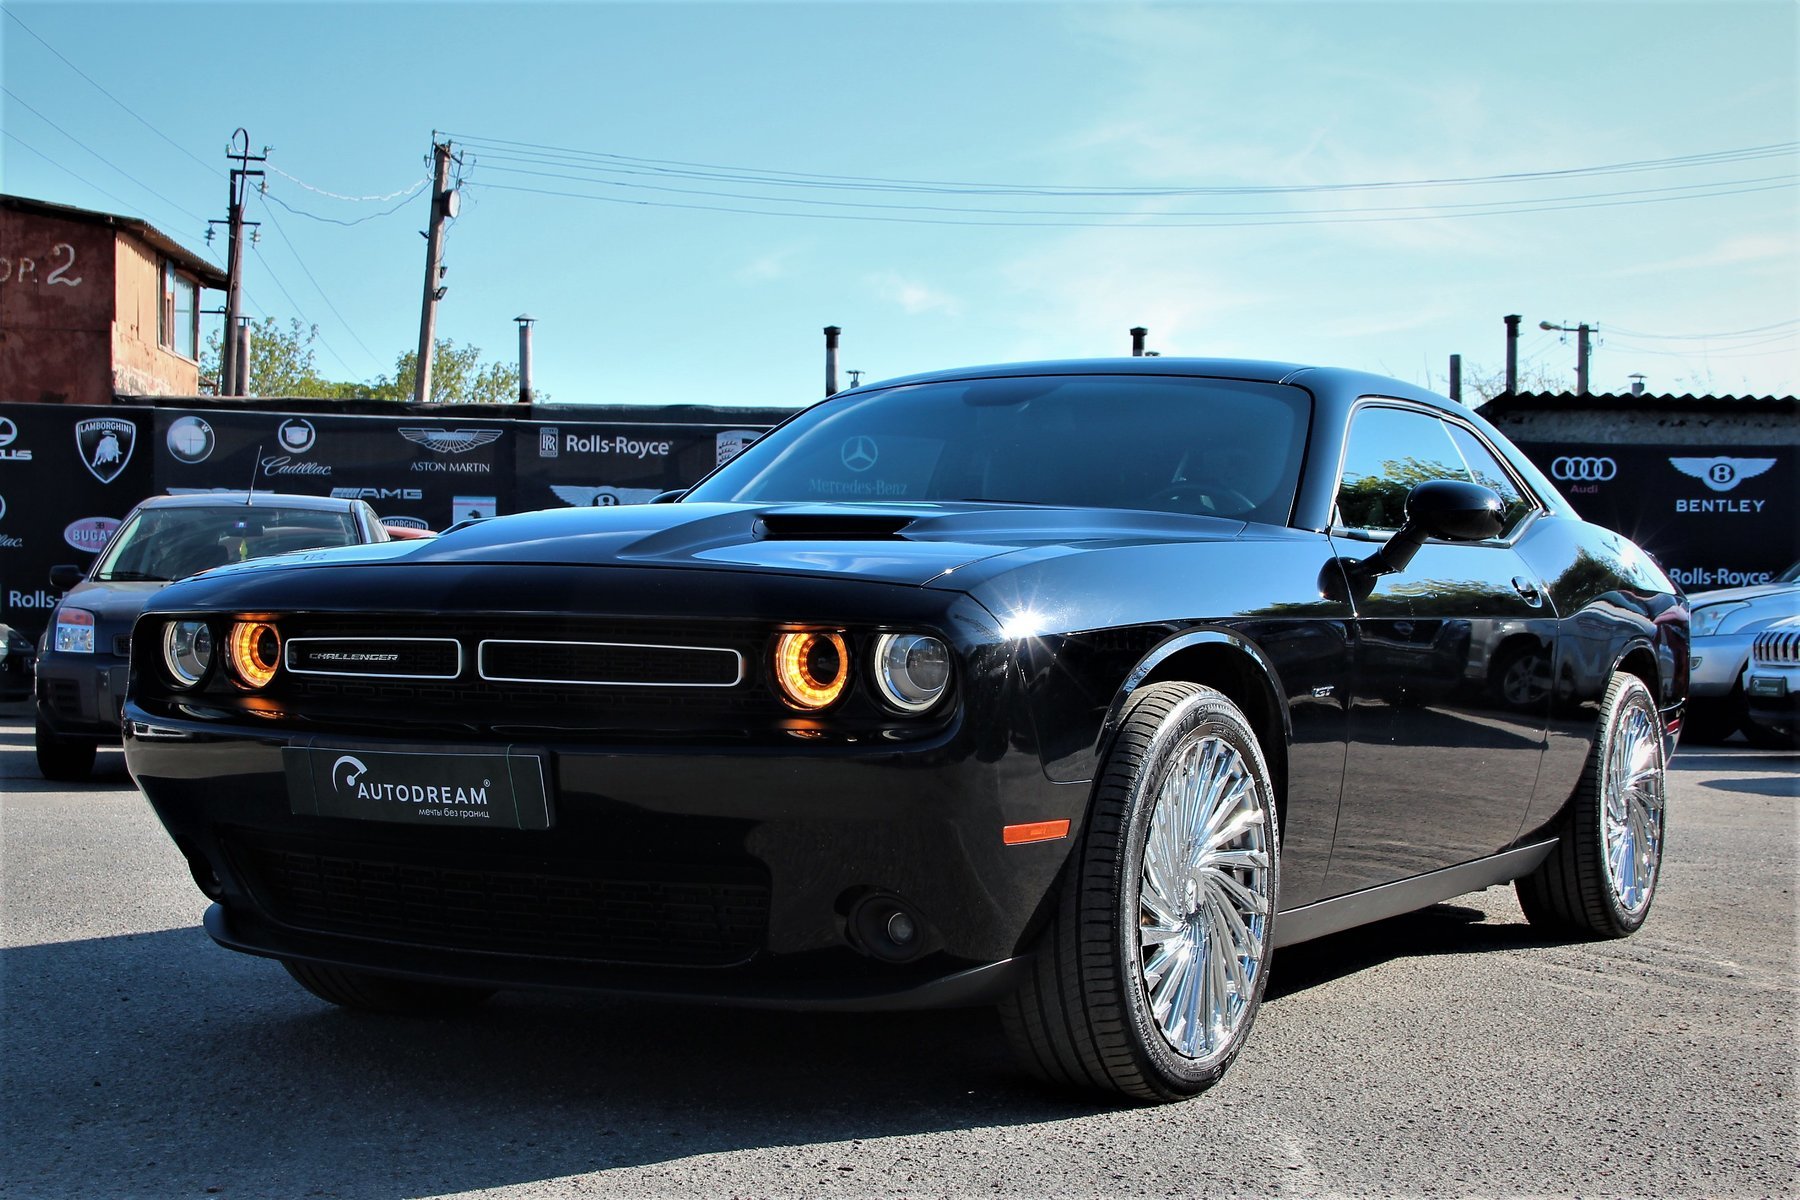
[1517,671,1667,938]
[1600,695,1665,917]
[1000,682,1279,1101]
[1136,731,1272,1059]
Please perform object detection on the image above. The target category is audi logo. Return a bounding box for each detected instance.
[1552,456,1617,482]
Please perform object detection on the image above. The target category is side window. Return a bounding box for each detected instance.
[1334,406,1468,532]
[1446,425,1536,537]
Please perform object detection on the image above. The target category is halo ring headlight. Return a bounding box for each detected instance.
[773,631,849,710]
[162,620,214,688]
[227,620,282,690]
[872,633,951,713]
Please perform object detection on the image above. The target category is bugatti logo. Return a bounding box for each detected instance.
[1551,456,1616,482]
[400,428,504,454]
[841,436,879,473]
[75,418,137,483]
[63,517,120,552]
[277,418,316,454]
[331,755,369,793]
[1669,456,1776,493]
[166,416,216,463]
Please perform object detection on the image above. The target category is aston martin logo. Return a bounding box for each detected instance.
[399,428,504,455]
[1669,456,1776,493]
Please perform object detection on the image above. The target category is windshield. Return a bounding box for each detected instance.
[686,374,1312,525]
[93,505,361,582]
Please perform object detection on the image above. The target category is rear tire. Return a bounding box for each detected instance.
[1517,672,1667,938]
[35,718,97,782]
[1000,682,1279,1102]
[282,960,495,1014]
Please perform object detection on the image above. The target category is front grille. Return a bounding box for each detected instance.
[1752,628,1800,666]
[478,639,742,687]
[113,634,132,658]
[228,840,769,968]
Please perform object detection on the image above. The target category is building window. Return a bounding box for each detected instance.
[159,261,199,361]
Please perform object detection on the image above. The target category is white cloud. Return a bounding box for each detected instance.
[868,271,964,316]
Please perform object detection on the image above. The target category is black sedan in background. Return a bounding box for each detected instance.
[35,492,393,780]
[124,360,1685,1101]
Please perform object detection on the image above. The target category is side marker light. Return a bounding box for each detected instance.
[1003,819,1071,845]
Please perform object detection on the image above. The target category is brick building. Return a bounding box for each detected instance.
[1,194,227,405]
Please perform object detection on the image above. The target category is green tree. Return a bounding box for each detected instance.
[201,317,363,398]
[369,339,533,404]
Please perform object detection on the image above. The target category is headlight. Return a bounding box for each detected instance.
[773,631,849,710]
[871,633,951,713]
[1691,602,1747,638]
[226,620,281,689]
[53,607,97,654]
[162,620,214,688]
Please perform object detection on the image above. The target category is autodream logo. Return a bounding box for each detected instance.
[0,417,31,462]
[332,755,369,793]
[1551,456,1616,482]
[166,415,216,463]
[330,753,492,807]
[75,417,136,483]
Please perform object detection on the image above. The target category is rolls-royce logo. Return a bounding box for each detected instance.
[1669,456,1776,493]
[400,428,504,455]
[1551,456,1616,482]
[331,755,369,793]
[841,436,878,473]
[74,418,136,483]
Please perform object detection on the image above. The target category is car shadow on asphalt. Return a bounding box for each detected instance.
[1,900,1572,1197]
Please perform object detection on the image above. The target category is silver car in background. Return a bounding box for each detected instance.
[1685,560,1800,745]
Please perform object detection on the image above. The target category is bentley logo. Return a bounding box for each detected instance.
[1669,456,1776,493]
[841,435,878,473]
[331,755,369,793]
[400,428,504,455]
[549,485,660,507]
[74,418,136,484]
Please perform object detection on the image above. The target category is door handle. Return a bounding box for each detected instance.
[1512,576,1544,607]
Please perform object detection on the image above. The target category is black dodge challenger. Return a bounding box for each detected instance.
[124,359,1685,1101]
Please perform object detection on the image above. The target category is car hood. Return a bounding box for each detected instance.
[189,501,1252,590]
[56,579,169,626]
[1687,581,1799,609]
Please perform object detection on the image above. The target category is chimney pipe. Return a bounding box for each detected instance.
[1503,314,1521,394]
[1449,353,1462,403]
[1130,326,1148,357]
[234,318,252,397]
[515,314,536,404]
[824,325,841,396]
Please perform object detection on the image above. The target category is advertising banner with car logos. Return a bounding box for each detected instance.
[0,405,151,632]
[1514,442,1797,590]
[0,401,794,639]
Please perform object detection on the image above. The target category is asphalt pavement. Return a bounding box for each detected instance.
[1,706,1794,1199]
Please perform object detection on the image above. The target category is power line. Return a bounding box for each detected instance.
[3,129,164,225]
[247,245,358,380]
[1605,319,1799,341]
[265,164,428,202]
[2,85,210,227]
[2,8,221,179]
[262,186,424,226]
[253,190,384,371]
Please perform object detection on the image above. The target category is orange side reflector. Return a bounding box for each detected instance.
[1003,819,1071,845]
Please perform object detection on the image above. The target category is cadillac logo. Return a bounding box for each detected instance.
[276,418,317,454]
[74,418,137,484]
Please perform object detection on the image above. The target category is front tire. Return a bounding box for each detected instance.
[35,717,97,782]
[1517,672,1667,938]
[282,960,495,1014]
[1000,683,1279,1102]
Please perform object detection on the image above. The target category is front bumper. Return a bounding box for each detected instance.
[1744,672,1799,736]
[1688,634,1752,697]
[124,705,1083,1009]
[34,651,128,740]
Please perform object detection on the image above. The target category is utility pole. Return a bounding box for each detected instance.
[415,139,460,403]
[1540,320,1596,395]
[210,129,264,396]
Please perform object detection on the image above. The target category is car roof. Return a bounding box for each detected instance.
[131,491,360,512]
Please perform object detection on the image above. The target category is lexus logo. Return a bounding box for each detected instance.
[1669,456,1776,493]
[1551,456,1617,482]
[841,435,878,473]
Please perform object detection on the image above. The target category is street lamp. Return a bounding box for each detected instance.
[1540,320,1595,395]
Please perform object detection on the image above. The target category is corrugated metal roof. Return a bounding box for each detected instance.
[2,192,228,289]
[1478,390,1796,417]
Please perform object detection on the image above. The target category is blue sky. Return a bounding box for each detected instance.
[4,1,1796,407]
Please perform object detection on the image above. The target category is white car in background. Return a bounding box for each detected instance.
[1685,560,1800,744]
[1743,616,1800,749]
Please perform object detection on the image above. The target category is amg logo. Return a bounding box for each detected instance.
[331,487,424,501]
[307,651,401,663]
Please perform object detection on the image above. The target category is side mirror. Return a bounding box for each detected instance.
[649,490,687,504]
[49,564,87,592]
[1354,480,1504,581]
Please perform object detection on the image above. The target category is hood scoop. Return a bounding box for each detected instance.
[755,511,918,541]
